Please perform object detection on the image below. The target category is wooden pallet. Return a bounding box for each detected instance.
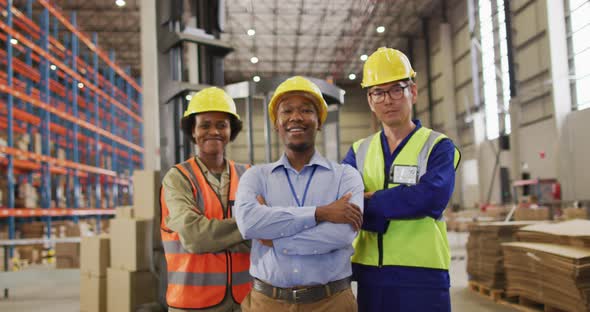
[468,281,504,302]
[498,295,567,312]
[468,283,568,312]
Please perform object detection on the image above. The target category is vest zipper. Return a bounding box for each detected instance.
[378,233,383,267]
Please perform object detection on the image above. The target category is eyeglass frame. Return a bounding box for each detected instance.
[367,82,411,103]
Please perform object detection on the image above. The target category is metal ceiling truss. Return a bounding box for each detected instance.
[10,0,443,82]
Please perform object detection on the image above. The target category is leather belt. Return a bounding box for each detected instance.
[252,277,351,304]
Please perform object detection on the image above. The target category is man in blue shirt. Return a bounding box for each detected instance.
[235,76,364,312]
[343,48,460,312]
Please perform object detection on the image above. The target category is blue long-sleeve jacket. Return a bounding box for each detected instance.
[342,120,457,288]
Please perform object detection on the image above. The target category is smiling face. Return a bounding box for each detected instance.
[367,80,417,128]
[192,111,231,157]
[275,94,319,153]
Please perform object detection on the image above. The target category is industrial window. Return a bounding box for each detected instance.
[478,0,512,140]
[566,0,590,111]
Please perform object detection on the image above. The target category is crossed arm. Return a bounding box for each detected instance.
[342,139,457,233]
[234,166,364,255]
[162,168,245,253]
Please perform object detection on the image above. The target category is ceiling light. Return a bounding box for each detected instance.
[250,56,259,64]
[78,82,84,89]
[185,94,192,101]
[376,26,385,33]
[348,74,356,80]
[50,64,57,71]
[360,54,368,61]
[253,75,260,82]
[247,29,256,36]
[10,38,18,45]
[115,0,126,7]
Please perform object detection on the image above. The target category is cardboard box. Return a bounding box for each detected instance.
[55,242,80,268]
[107,268,157,312]
[109,219,152,271]
[57,148,66,160]
[80,274,107,312]
[115,206,134,219]
[20,222,45,238]
[34,133,42,155]
[132,171,161,219]
[81,235,110,277]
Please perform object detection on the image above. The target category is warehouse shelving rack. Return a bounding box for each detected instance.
[0,0,143,260]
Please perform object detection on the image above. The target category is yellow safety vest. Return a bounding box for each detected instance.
[351,127,460,270]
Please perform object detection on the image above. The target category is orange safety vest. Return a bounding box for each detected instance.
[160,158,252,309]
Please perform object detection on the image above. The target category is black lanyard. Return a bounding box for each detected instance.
[283,165,318,207]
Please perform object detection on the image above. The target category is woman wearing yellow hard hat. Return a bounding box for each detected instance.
[343,47,460,312]
[159,87,252,312]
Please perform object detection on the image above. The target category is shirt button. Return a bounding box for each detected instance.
[280,233,284,237]
[313,250,318,254]
[283,249,288,254]
[293,268,299,273]
[304,225,309,229]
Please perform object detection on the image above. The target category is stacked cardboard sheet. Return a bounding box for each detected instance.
[513,206,551,221]
[466,221,541,289]
[515,219,590,248]
[501,220,590,311]
[502,242,590,312]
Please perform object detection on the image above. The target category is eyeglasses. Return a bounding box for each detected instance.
[368,84,409,103]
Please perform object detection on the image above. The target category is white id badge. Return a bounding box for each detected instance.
[390,165,419,185]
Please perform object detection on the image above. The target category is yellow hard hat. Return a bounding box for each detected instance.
[183,87,240,120]
[361,47,416,88]
[268,76,328,125]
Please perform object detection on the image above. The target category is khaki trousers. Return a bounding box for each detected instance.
[241,288,357,312]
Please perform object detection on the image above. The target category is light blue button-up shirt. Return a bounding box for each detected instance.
[235,152,364,288]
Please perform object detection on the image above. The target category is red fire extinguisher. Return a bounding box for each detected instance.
[552,182,561,201]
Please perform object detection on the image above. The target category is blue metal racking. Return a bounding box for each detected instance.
[0,0,143,259]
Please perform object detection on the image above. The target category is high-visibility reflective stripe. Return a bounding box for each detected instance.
[417,130,440,179]
[162,240,186,254]
[168,271,227,287]
[189,158,223,220]
[232,270,253,286]
[166,285,226,309]
[160,158,252,308]
[234,163,247,178]
[178,161,205,213]
[355,133,375,177]
[165,253,227,273]
[162,240,225,255]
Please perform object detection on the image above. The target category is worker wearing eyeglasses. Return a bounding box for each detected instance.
[342,47,461,312]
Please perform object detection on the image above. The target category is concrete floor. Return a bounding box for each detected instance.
[0,233,517,311]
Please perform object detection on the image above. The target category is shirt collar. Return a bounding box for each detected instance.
[380,119,422,138]
[380,119,423,156]
[194,156,229,176]
[270,150,332,172]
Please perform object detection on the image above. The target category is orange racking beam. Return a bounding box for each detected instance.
[0,84,143,153]
[0,208,116,217]
[0,145,116,176]
[0,39,138,116]
[37,0,142,93]
[0,20,142,123]
[0,156,89,177]
[0,73,115,131]
[1,101,140,162]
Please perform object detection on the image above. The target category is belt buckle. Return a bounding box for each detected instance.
[292,288,308,303]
